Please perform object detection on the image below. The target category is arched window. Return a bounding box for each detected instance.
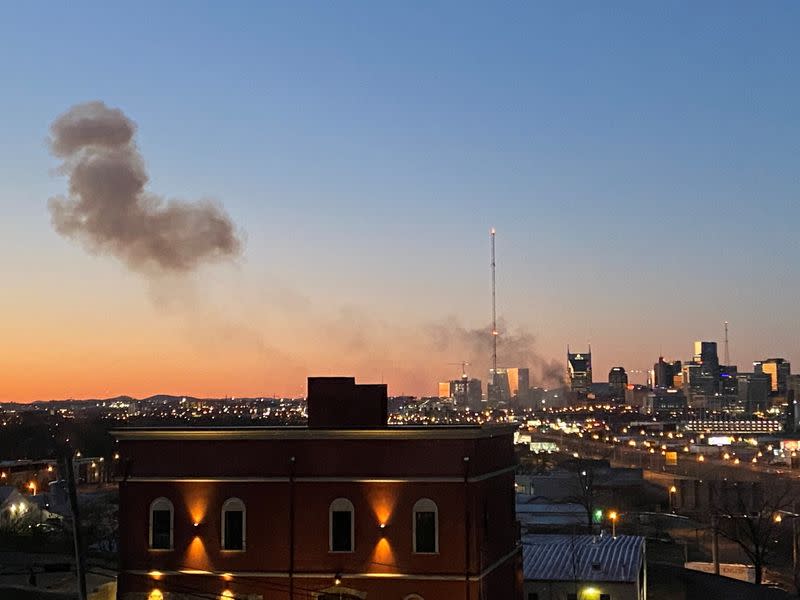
[403,595,425,600]
[221,497,246,551]
[149,497,173,550]
[329,498,354,552]
[413,498,438,554]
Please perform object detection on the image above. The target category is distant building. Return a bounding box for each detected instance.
[644,388,687,417]
[609,367,628,400]
[568,349,592,394]
[625,385,650,410]
[683,341,720,406]
[789,374,800,401]
[694,341,720,376]
[653,357,682,389]
[489,368,512,402]
[788,375,800,430]
[719,364,739,408]
[758,358,791,395]
[438,381,451,399]
[737,368,772,413]
[488,367,528,403]
[522,534,646,600]
[451,376,483,411]
[507,367,530,399]
[784,389,798,434]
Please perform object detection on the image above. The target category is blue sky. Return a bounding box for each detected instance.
[0,2,798,398]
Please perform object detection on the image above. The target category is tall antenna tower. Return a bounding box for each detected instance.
[491,228,498,383]
[724,321,730,366]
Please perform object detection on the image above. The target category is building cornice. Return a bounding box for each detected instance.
[120,465,517,485]
[111,424,518,441]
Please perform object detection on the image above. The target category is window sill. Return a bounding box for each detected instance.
[148,548,174,552]
[413,551,439,555]
[329,550,355,554]
[221,549,246,553]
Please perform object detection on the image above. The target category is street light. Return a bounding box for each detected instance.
[609,511,619,538]
[669,486,677,512]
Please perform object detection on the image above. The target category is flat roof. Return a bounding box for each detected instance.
[522,534,644,583]
[111,423,518,441]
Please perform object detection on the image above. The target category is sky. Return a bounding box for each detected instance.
[0,2,798,401]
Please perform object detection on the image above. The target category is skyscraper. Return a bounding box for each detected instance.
[693,341,720,380]
[759,358,791,394]
[439,378,482,410]
[653,357,682,389]
[608,367,628,400]
[737,367,772,414]
[567,349,592,394]
[506,367,530,399]
[489,368,511,402]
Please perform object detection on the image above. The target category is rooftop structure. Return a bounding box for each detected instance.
[522,534,646,600]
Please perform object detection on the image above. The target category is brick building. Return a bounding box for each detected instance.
[115,377,522,600]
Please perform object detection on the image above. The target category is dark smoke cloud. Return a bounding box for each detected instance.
[429,317,565,388]
[48,101,242,273]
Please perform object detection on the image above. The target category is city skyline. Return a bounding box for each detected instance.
[1,3,799,401]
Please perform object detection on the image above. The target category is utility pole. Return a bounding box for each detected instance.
[793,502,798,575]
[711,513,720,576]
[63,451,87,600]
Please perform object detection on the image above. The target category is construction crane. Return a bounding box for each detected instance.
[447,361,471,378]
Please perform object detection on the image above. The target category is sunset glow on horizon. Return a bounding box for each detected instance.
[1,4,799,402]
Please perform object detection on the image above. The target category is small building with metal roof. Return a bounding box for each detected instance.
[522,534,646,600]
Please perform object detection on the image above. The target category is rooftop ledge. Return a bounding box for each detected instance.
[110,423,518,441]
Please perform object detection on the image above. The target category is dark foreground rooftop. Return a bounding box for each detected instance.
[522,534,644,582]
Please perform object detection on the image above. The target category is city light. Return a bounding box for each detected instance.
[609,511,619,538]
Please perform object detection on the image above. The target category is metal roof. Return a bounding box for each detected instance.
[522,534,644,583]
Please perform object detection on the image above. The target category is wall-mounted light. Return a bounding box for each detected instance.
[334,573,342,586]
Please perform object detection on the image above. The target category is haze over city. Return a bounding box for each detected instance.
[1,2,799,402]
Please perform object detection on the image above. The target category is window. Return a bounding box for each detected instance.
[527,594,538,600]
[221,497,246,551]
[149,497,173,550]
[567,594,577,600]
[329,498,354,552]
[600,595,611,600]
[413,498,438,554]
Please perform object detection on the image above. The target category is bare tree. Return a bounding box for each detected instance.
[710,479,794,585]
[570,459,598,534]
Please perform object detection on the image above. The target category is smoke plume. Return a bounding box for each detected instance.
[47,101,242,273]
[429,317,565,388]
